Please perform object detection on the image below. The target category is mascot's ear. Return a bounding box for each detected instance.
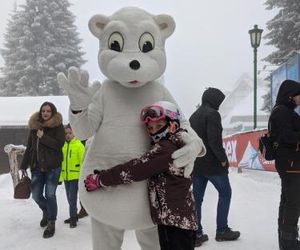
[89,14,110,38]
[154,14,176,40]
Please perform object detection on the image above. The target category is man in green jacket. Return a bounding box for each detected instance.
[60,124,85,228]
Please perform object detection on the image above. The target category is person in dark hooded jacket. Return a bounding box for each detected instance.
[21,101,65,239]
[268,79,300,250]
[189,87,240,247]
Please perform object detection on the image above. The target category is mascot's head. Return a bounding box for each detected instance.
[88,7,175,88]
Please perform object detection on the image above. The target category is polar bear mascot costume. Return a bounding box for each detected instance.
[58,7,205,250]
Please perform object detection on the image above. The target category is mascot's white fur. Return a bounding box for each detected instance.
[58,7,205,250]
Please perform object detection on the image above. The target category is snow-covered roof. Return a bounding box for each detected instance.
[220,74,269,132]
[0,96,70,126]
[223,86,268,118]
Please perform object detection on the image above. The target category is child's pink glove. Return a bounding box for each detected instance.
[84,170,102,192]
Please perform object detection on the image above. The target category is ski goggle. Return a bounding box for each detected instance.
[140,105,178,123]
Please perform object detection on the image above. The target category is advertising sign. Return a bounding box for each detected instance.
[271,66,286,106]
[287,58,298,80]
[271,53,300,106]
[223,130,276,172]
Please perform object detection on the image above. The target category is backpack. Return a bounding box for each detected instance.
[258,133,279,161]
[258,106,280,161]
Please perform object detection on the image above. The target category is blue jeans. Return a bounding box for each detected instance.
[64,180,79,218]
[192,174,232,234]
[31,167,61,220]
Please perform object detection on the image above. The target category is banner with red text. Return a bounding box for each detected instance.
[223,130,276,171]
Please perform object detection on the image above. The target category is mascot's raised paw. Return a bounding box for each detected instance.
[58,66,101,111]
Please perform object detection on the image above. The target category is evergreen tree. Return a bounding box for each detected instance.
[262,0,300,112]
[264,0,300,65]
[0,0,86,96]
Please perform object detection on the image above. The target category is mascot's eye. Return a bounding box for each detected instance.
[108,32,124,52]
[139,32,155,53]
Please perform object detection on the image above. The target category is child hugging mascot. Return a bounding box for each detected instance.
[58,7,205,250]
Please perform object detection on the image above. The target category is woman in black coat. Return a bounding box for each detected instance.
[21,101,65,239]
[269,80,300,250]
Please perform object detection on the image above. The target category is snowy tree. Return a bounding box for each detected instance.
[0,0,86,96]
[264,0,300,65]
[261,0,300,112]
[261,89,272,112]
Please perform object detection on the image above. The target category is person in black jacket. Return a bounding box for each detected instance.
[189,87,240,247]
[21,102,65,239]
[268,80,300,250]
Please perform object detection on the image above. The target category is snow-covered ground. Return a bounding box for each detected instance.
[0,168,281,250]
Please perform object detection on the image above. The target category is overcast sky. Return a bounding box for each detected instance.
[0,0,276,116]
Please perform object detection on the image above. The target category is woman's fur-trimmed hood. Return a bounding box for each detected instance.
[28,112,63,130]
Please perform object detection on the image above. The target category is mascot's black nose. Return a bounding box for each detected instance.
[129,60,140,70]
